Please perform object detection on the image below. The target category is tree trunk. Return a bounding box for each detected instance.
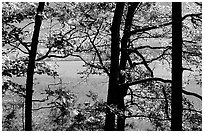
[171,2,183,131]
[25,2,45,131]
[104,2,124,131]
[117,3,140,131]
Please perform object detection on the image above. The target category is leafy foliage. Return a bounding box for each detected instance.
[2,2,202,131]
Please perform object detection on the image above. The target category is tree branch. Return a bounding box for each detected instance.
[195,2,202,6]
[20,22,35,31]
[131,46,171,65]
[120,78,171,87]
[35,47,52,61]
[14,34,30,53]
[86,22,110,76]
[125,114,170,121]
[32,106,55,111]
[71,54,110,76]
[161,87,170,119]
[182,89,202,100]
[126,93,165,100]
[130,45,172,50]
[133,49,154,77]
[32,96,49,102]
[123,79,201,100]
[183,108,202,113]
[7,42,29,54]
[42,54,72,59]
[129,13,202,36]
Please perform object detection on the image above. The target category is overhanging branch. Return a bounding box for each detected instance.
[133,49,154,77]
[120,78,172,87]
[129,13,202,36]
[182,89,202,100]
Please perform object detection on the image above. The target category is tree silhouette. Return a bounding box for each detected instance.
[171,2,183,131]
[25,2,45,131]
[104,2,124,131]
[117,2,141,130]
[2,2,202,131]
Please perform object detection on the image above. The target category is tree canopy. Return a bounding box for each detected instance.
[2,2,202,131]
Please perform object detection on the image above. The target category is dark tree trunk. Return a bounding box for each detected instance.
[117,3,140,131]
[25,2,45,131]
[104,2,124,131]
[171,2,183,131]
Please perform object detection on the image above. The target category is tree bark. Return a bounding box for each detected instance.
[117,2,140,131]
[171,2,183,131]
[25,2,45,131]
[104,2,124,131]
